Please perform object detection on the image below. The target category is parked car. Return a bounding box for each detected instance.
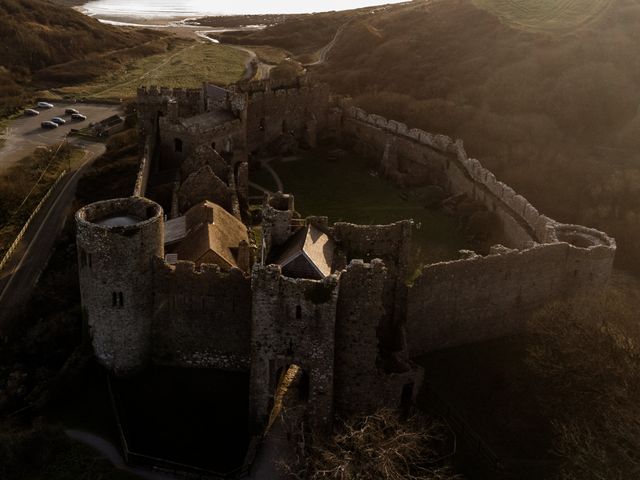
[51,117,66,125]
[41,121,59,129]
[71,113,87,121]
[24,109,40,116]
[65,108,80,115]
[37,101,54,109]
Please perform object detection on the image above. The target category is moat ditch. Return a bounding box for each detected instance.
[415,336,559,480]
[45,363,251,477]
[111,367,251,474]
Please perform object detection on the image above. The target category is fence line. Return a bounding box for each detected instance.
[0,170,67,273]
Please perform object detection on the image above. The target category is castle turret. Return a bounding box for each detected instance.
[261,192,295,255]
[76,197,164,375]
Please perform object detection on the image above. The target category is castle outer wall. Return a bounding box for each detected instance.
[152,259,252,371]
[76,79,617,435]
[340,105,616,356]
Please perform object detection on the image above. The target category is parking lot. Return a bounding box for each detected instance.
[0,101,124,170]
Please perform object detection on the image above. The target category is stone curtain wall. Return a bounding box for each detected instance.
[343,107,549,249]
[133,135,154,197]
[250,264,339,431]
[152,259,252,371]
[339,106,616,355]
[407,239,615,356]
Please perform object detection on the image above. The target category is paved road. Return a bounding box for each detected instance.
[0,140,105,330]
[304,21,350,67]
[0,102,122,170]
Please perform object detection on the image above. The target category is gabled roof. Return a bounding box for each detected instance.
[166,201,249,270]
[275,224,334,278]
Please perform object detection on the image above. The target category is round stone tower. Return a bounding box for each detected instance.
[76,197,164,375]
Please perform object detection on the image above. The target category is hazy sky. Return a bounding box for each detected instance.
[82,0,407,17]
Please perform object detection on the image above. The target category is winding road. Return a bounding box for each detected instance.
[304,21,350,67]
[0,140,105,330]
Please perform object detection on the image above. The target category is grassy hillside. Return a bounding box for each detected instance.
[216,7,377,63]
[0,0,167,114]
[58,40,249,99]
[240,0,640,273]
[471,0,615,33]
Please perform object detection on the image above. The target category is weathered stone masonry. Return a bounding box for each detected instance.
[77,78,616,437]
[340,105,616,356]
[76,197,164,375]
[250,265,339,431]
[152,259,252,371]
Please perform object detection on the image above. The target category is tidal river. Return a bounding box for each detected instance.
[81,0,407,18]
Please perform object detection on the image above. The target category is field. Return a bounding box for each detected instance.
[471,0,615,32]
[251,147,471,266]
[245,45,291,65]
[58,40,249,100]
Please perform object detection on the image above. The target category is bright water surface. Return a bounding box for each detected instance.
[82,0,406,18]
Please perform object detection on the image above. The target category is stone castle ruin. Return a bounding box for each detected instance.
[75,76,616,445]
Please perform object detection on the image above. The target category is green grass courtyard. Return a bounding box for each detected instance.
[251,147,472,267]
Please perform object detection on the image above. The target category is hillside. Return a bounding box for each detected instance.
[0,0,167,113]
[215,6,386,63]
[224,0,640,273]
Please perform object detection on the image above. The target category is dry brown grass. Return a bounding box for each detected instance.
[0,0,166,115]
[527,284,640,479]
[0,144,80,256]
[286,409,459,480]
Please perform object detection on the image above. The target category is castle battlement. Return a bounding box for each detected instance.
[78,77,616,437]
[155,256,249,281]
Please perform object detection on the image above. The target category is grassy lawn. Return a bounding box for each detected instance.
[251,165,279,192]
[471,0,614,32]
[57,40,249,100]
[252,148,471,265]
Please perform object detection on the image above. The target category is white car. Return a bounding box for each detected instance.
[37,101,54,109]
[71,113,87,121]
